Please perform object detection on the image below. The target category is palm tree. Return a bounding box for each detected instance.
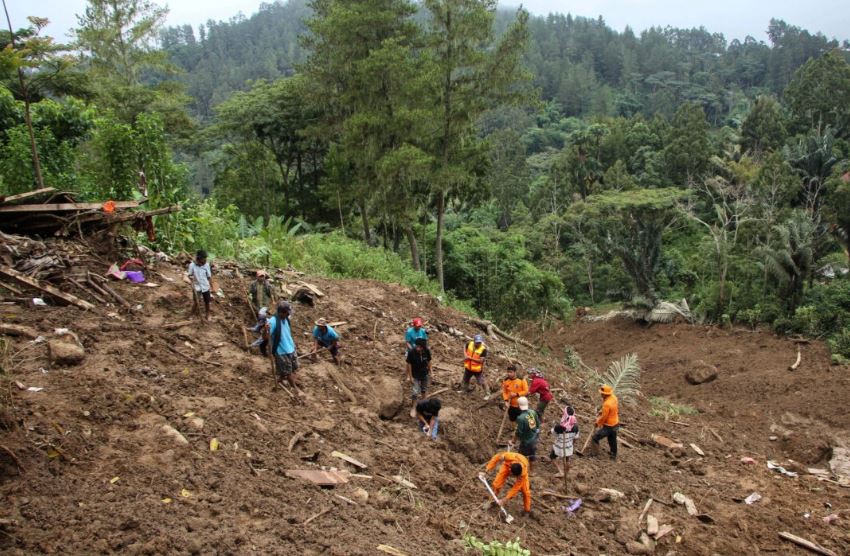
[757,213,817,313]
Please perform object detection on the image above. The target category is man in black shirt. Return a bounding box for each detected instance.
[406,338,432,418]
[416,397,441,440]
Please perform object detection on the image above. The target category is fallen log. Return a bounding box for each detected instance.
[0,187,56,205]
[465,317,535,349]
[331,450,368,469]
[789,349,802,371]
[425,387,449,399]
[778,532,837,556]
[0,265,94,310]
[326,366,357,403]
[163,320,195,330]
[90,273,131,308]
[302,507,332,526]
[288,431,306,452]
[0,323,39,339]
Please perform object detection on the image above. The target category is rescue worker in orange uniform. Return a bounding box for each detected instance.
[462,334,488,395]
[501,365,529,423]
[591,384,620,460]
[479,451,532,513]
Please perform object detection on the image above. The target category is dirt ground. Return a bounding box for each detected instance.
[1,245,850,555]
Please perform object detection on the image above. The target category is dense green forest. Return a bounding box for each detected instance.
[3,0,850,362]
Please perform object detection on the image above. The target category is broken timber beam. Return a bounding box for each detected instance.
[778,532,837,556]
[0,265,94,310]
[465,317,535,349]
[0,187,56,205]
[0,200,145,213]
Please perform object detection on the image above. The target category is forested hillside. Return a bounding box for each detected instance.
[2,0,850,362]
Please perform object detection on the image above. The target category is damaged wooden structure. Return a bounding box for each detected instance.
[0,187,179,238]
[0,189,180,309]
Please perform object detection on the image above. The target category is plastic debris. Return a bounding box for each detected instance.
[210,438,220,451]
[823,513,839,524]
[110,476,120,484]
[767,460,798,478]
[161,497,172,504]
[180,489,191,498]
[27,386,44,392]
[32,298,47,306]
[744,493,761,505]
[564,498,582,515]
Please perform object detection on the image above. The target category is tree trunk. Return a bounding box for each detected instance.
[392,223,401,253]
[405,225,420,271]
[435,191,445,291]
[358,198,372,245]
[3,7,44,190]
[336,189,345,235]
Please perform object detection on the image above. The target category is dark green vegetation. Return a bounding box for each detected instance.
[3,1,850,361]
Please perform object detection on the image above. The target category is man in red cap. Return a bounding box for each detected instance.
[405,317,428,354]
[591,384,619,460]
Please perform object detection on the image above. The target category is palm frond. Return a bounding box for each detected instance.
[591,353,641,405]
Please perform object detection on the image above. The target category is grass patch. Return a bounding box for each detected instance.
[649,396,699,418]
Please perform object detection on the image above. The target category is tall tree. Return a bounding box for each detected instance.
[303,0,424,245]
[74,0,188,130]
[0,15,84,189]
[664,102,711,185]
[784,49,850,138]
[740,95,787,156]
[422,0,532,289]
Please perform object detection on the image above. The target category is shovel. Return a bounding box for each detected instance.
[478,474,514,524]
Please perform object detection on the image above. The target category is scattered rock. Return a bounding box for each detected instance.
[187,417,205,431]
[685,361,718,385]
[647,514,659,536]
[829,446,850,486]
[351,487,369,504]
[48,340,85,366]
[626,540,651,554]
[161,424,189,446]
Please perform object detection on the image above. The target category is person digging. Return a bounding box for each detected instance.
[501,365,528,426]
[416,397,441,441]
[267,301,304,395]
[406,338,432,418]
[461,334,489,397]
[479,450,532,515]
[513,396,541,470]
[527,368,553,423]
[311,318,341,365]
[590,384,619,460]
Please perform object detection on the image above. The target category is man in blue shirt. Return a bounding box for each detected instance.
[312,318,341,365]
[405,317,428,354]
[267,301,302,394]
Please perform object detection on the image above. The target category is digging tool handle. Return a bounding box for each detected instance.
[478,474,514,523]
[495,403,510,445]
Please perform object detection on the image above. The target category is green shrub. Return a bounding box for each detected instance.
[828,327,850,364]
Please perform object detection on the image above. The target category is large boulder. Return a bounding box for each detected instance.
[48,340,86,366]
[370,375,404,419]
[685,360,718,385]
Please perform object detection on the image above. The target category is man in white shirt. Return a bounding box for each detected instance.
[183,250,215,320]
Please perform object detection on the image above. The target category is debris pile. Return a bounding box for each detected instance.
[0,187,178,237]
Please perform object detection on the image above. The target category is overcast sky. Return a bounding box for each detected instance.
[8,0,850,44]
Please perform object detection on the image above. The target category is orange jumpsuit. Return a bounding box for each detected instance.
[486,451,531,512]
[501,378,529,408]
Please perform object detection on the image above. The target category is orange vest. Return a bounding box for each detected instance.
[464,341,486,372]
[596,394,620,427]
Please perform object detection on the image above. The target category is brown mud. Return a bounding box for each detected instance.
[1,251,849,555]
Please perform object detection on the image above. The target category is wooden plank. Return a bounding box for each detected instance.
[163,320,194,330]
[778,532,837,556]
[331,450,368,469]
[0,265,94,310]
[690,443,705,456]
[377,545,409,556]
[297,281,325,297]
[0,200,144,213]
[284,469,351,486]
[0,187,56,205]
[326,366,357,403]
